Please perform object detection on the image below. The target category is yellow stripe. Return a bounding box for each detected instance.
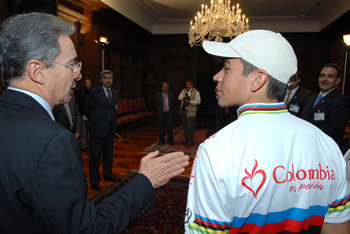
[327,202,350,213]
[188,223,229,234]
[239,110,287,117]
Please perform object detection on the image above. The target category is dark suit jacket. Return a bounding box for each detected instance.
[286,87,314,118]
[301,88,350,149]
[52,93,80,133]
[155,92,176,120]
[0,89,156,233]
[83,85,119,138]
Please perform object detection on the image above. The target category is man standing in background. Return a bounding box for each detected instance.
[155,82,176,145]
[301,63,350,150]
[83,70,120,191]
[178,80,201,147]
[78,78,92,150]
[53,92,80,138]
[284,71,313,117]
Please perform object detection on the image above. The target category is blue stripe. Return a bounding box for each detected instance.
[238,103,285,111]
[331,193,350,205]
[195,213,231,227]
[231,206,329,228]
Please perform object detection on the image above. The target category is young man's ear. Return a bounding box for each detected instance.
[251,69,268,92]
[26,60,46,85]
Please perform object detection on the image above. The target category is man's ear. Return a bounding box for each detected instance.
[26,60,46,85]
[336,77,341,86]
[251,69,268,92]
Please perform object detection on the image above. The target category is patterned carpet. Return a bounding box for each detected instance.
[91,170,190,234]
[141,126,208,157]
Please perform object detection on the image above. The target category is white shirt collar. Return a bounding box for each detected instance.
[7,87,55,120]
[319,87,336,97]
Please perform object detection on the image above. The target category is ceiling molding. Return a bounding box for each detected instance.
[58,4,90,33]
[68,0,107,12]
[135,0,328,23]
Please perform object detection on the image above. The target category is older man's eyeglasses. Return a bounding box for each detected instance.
[43,60,82,80]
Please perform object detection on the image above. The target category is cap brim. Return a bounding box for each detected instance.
[203,40,241,59]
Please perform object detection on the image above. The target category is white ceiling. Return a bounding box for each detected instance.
[100,0,350,34]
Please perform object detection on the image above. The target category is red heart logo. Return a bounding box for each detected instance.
[241,160,266,199]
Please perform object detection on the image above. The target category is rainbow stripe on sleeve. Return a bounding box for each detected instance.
[327,193,350,214]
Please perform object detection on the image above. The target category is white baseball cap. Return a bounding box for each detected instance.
[203,30,297,84]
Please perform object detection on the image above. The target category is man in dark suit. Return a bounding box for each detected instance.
[0,12,189,233]
[53,92,80,138]
[83,70,120,191]
[301,63,350,149]
[155,83,176,145]
[284,71,313,118]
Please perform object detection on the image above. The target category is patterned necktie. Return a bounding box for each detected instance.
[107,89,112,105]
[163,93,167,112]
[313,94,323,107]
[284,91,292,105]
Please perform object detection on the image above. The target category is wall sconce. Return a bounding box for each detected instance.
[342,34,350,94]
[344,34,350,47]
[94,36,109,48]
[94,36,109,70]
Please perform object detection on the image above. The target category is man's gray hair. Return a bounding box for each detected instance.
[100,70,113,79]
[0,12,75,87]
[162,82,169,87]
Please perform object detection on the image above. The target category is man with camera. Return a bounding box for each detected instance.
[178,80,201,147]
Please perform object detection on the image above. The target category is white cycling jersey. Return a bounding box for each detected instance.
[185,103,350,234]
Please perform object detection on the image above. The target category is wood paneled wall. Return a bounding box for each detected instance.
[0,1,349,105]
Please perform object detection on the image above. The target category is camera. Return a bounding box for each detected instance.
[184,94,190,106]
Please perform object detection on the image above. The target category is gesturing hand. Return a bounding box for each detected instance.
[139,151,189,188]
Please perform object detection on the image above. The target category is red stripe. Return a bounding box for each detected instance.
[330,195,350,207]
[239,106,285,113]
[195,217,231,229]
[229,216,324,234]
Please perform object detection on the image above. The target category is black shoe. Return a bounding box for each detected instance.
[158,141,165,145]
[105,175,121,182]
[91,183,101,191]
[168,141,175,145]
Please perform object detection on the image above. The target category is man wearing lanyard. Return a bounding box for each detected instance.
[301,63,350,150]
[284,71,313,118]
[178,80,201,147]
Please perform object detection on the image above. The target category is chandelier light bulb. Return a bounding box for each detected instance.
[188,0,249,47]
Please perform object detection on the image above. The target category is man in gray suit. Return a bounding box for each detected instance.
[53,92,80,138]
[155,83,176,145]
[0,12,189,233]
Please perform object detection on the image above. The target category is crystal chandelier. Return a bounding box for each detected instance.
[188,0,249,47]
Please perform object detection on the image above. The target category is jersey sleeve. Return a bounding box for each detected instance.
[185,140,231,233]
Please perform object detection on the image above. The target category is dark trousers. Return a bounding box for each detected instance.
[158,111,174,143]
[89,122,114,185]
[181,110,195,144]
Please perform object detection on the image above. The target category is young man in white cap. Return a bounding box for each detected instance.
[185,30,350,233]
